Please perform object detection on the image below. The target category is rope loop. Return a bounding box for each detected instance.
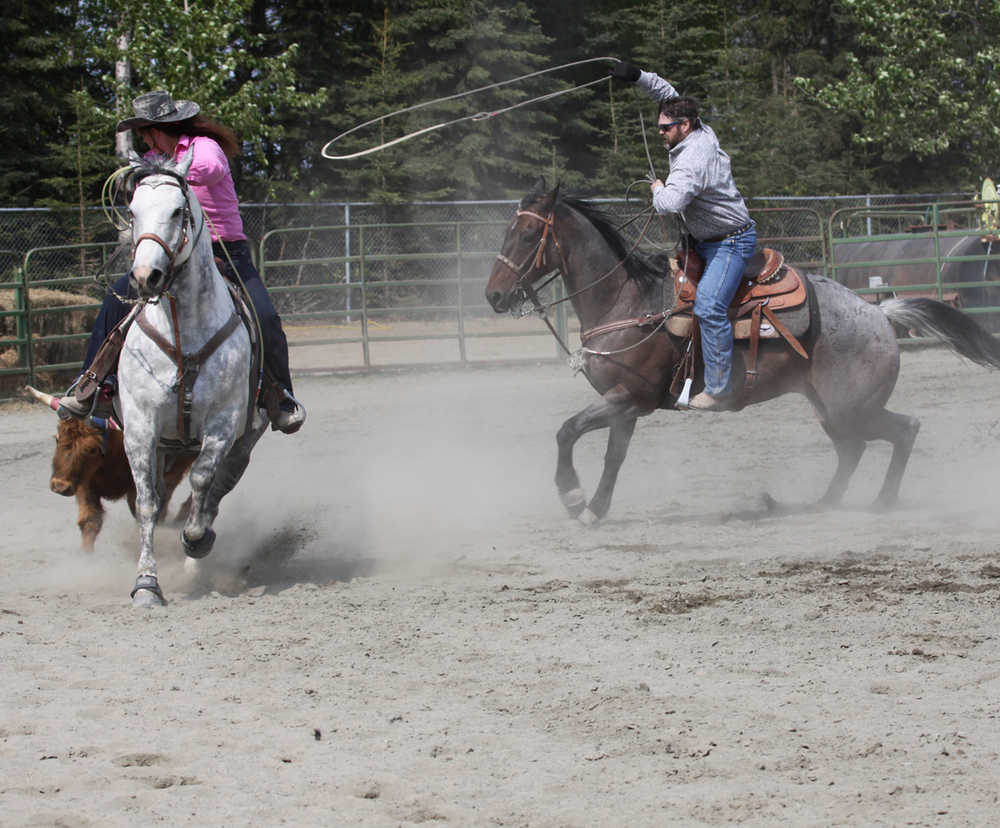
[321,57,620,161]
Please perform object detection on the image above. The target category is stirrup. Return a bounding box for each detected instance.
[273,390,306,434]
[675,377,693,408]
[58,392,95,420]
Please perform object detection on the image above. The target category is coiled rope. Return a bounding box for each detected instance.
[322,56,626,161]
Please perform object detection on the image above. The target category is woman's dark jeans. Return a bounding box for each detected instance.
[82,239,293,393]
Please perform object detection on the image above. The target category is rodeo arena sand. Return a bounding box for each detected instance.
[2,326,1000,827]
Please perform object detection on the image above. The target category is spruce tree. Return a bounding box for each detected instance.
[320,0,556,203]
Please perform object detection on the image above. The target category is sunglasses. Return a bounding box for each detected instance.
[657,120,683,133]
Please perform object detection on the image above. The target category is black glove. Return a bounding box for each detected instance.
[611,61,642,83]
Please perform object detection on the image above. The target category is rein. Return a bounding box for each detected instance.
[494,205,662,361]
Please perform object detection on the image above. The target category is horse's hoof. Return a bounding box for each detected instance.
[182,527,216,559]
[577,508,600,527]
[560,487,587,518]
[130,575,165,608]
[131,588,165,608]
[869,496,896,513]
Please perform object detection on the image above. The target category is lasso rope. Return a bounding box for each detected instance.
[321,56,622,161]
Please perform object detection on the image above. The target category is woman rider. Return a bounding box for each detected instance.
[62,90,305,434]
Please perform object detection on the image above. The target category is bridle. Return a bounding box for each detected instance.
[494,204,662,359]
[494,209,568,310]
[129,170,201,301]
[495,205,659,314]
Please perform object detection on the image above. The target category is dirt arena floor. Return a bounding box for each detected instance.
[2,345,1000,827]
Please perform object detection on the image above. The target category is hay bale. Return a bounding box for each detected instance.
[0,287,98,394]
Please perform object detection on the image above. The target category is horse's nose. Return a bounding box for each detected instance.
[50,477,75,496]
[130,264,162,295]
[487,289,508,312]
[145,267,163,291]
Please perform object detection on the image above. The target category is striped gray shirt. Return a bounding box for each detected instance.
[638,71,751,242]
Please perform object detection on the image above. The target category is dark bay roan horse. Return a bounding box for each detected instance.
[486,179,1000,523]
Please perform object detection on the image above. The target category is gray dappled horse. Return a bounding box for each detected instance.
[486,179,1000,524]
[118,153,267,606]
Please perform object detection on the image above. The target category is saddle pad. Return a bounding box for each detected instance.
[666,304,811,340]
[666,278,812,341]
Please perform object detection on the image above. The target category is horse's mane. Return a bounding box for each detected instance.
[116,157,185,206]
[131,156,181,182]
[556,193,670,289]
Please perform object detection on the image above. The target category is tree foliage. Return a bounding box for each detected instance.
[0,4,86,205]
[80,0,326,191]
[796,0,1000,190]
[0,0,995,211]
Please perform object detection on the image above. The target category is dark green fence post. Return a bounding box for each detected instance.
[931,203,943,300]
[359,226,370,368]
[20,255,34,387]
[456,223,467,364]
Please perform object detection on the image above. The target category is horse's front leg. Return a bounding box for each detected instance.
[585,413,638,524]
[181,432,234,559]
[555,389,640,525]
[203,413,268,521]
[125,439,166,608]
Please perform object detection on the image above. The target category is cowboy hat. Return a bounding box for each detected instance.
[115,91,200,132]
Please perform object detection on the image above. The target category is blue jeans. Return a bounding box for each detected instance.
[693,224,757,395]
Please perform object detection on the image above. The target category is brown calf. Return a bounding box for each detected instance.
[50,418,193,552]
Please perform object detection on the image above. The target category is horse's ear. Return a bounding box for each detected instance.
[520,176,547,209]
[127,150,144,168]
[535,181,560,214]
[175,147,194,178]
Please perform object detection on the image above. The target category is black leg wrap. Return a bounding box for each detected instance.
[130,574,164,601]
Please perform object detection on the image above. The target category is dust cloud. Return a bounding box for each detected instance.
[6,349,1000,826]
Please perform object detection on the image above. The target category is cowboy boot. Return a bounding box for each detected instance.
[274,393,306,434]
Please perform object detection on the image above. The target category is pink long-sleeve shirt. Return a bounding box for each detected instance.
[145,134,246,242]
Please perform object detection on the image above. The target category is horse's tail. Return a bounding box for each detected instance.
[879,297,1000,369]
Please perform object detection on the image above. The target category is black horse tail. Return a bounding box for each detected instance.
[879,297,1000,369]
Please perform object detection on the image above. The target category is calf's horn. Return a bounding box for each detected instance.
[23,384,121,432]
[24,385,61,412]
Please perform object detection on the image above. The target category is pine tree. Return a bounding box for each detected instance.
[0,4,82,205]
[36,87,119,271]
[77,0,325,199]
[581,0,725,196]
[316,0,556,203]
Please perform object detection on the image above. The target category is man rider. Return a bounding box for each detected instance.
[612,60,757,410]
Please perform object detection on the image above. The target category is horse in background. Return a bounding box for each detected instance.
[486,178,1000,523]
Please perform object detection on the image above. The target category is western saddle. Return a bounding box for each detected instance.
[667,245,810,392]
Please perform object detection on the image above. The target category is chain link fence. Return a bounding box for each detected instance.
[0,192,967,281]
[0,192,978,397]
